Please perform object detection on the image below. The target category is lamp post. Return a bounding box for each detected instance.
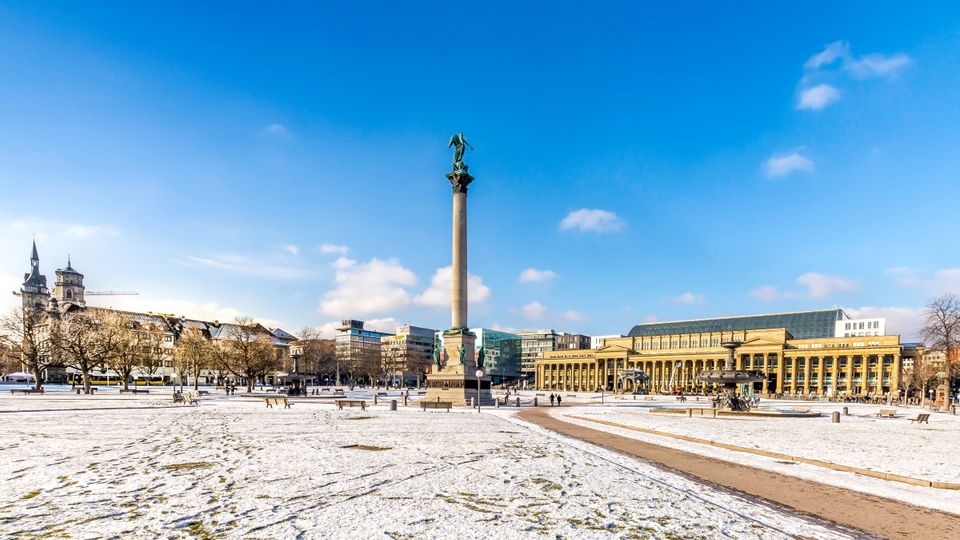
[475,369,484,412]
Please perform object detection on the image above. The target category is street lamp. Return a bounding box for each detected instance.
[475,369,484,413]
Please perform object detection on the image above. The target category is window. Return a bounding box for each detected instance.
[859,322,865,329]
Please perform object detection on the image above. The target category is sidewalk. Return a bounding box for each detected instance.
[518,407,960,540]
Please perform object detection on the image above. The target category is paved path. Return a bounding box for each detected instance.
[519,408,960,540]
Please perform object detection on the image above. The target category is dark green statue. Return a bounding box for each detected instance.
[457,345,465,364]
[448,132,473,172]
[433,344,442,369]
[477,346,485,369]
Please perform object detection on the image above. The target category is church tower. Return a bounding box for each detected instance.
[54,255,85,307]
[20,240,50,311]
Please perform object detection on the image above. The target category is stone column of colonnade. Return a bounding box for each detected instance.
[817,357,825,394]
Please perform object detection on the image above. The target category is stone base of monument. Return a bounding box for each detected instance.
[424,328,494,406]
[424,372,495,406]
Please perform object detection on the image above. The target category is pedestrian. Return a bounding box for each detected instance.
[556,394,562,407]
[549,393,555,406]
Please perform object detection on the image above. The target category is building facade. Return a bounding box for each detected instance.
[516,329,558,379]
[335,319,392,383]
[591,335,622,349]
[556,333,591,351]
[836,317,885,337]
[381,324,437,387]
[538,310,909,397]
[14,242,291,386]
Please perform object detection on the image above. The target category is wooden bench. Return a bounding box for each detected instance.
[265,397,291,409]
[336,399,366,411]
[120,388,150,394]
[75,387,98,394]
[876,409,897,418]
[420,401,452,412]
[910,413,930,424]
[198,390,210,396]
[9,388,44,395]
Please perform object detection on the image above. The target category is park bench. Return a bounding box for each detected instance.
[75,387,98,394]
[265,397,291,409]
[875,409,898,418]
[198,390,209,396]
[9,388,44,395]
[910,413,930,424]
[377,392,388,397]
[420,401,452,412]
[336,399,366,411]
[120,388,149,394]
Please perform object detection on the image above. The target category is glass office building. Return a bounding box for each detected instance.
[627,309,846,340]
[435,328,521,384]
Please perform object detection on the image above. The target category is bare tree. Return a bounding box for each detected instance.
[224,317,279,392]
[921,293,960,410]
[174,326,210,391]
[103,313,147,391]
[139,323,170,388]
[0,307,55,390]
[54,310,115,394]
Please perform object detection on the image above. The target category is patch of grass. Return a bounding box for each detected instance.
[184,520,212,540]
[163,461,214,471]
[21,489,42,500]
[343,415,375,420]
[340,444,391,451]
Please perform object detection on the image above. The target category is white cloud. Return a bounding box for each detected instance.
[796,272,859,298]
[559,309,586,322]
[560,209,624,233]
[181,254,311,280]
[750,273,858,301]
[847,52,911,80]
[283,244,299,256]
[315,317,401,337]
[520,301,547,320]
[892,267,960,295]
[764,153,814,178]
[66,224,121,238]
[320,257,417,317]
[414,265,491,308]
[86,296,254,325]
[804,41,850,71]
[490,323,518,333]
[797,84,841,110]
[749,285,786,301]
[262,123,290,137]
[319,243,350,255]
[803,41,910,79]
[519,268,556,284]
[844,306,924,342]
[671,292,705,305]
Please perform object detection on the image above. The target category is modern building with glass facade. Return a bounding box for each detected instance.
[436,328,521,384]
[538,310,911,397]
[627,309,846,340]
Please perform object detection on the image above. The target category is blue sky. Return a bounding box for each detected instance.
[2,2,959,340]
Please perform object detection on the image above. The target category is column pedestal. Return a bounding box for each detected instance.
[425,329,494,406]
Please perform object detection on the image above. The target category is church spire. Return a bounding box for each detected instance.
[31,239,39,267]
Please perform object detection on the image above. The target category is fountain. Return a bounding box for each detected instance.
[692,341,821,417]
[697,341,765,411]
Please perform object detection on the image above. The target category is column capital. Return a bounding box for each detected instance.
[447,170,474,193]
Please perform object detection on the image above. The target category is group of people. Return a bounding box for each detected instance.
[224,385,237,395]
[548,393,563,406]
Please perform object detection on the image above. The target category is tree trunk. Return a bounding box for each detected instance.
[82,370,92,394]
[32,366,43,391]
[246,378,254,393]
[122,372,130,391]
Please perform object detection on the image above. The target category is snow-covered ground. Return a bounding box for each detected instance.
[546,399,960,515]
[0,395,853,539]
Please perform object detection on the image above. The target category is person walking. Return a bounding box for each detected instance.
[549,393,555,406]
[556,394,562,407]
